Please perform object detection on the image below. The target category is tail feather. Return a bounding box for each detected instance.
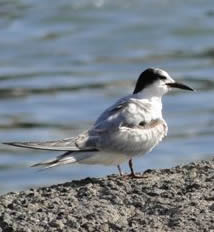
[31,151,95,169]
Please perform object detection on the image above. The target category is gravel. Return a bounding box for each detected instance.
[1,158,214,232]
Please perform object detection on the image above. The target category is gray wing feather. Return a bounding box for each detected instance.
[3,131,99,151]
[3,139,78,151]
[95,97,152,129]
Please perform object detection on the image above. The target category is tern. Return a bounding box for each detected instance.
[4,68,194,178]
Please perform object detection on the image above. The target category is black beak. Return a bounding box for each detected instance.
[166,82,194,91]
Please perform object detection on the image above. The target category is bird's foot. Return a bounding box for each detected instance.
[122,172,148,179]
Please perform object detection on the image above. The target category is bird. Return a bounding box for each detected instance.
[3,68,194,178]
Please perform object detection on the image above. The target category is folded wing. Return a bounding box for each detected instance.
[3,131,98,152]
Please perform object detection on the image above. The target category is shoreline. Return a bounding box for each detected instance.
[0,158,214,231]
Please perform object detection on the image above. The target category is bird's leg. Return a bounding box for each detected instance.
[128,159,146,178]
[128,159,136,177]
[117,159,147,178]
[117,164,123,176]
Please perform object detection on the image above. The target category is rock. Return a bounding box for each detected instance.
[0,158,214,232]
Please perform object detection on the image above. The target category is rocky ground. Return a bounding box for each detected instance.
[0,158,214,232]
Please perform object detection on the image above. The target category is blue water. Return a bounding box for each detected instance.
[0,0,214,194]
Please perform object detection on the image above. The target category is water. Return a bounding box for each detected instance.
[0,0,214,195]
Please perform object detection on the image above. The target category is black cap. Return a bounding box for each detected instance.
[133,68,167,94]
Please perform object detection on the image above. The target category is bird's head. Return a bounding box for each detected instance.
[133,68,194,97]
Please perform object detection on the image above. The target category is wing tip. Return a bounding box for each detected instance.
[3,142,28,148]
[31,163,40,168]
[3,142,13,145]
[3,142,18,146]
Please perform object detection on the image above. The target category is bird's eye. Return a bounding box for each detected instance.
[159,75,167,80]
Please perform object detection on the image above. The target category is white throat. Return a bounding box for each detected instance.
[134,87,163,102]
[133,88,163,119]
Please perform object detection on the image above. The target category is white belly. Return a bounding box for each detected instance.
[78,151,129,166]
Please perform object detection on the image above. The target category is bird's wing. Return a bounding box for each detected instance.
[91,97,168,153]
[3,130,99,151]
[4,98,154,152]
[94,97,153,129]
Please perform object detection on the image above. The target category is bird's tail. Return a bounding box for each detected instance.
[31,151,94,169]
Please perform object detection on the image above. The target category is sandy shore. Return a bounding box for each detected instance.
[0,158,214,232]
